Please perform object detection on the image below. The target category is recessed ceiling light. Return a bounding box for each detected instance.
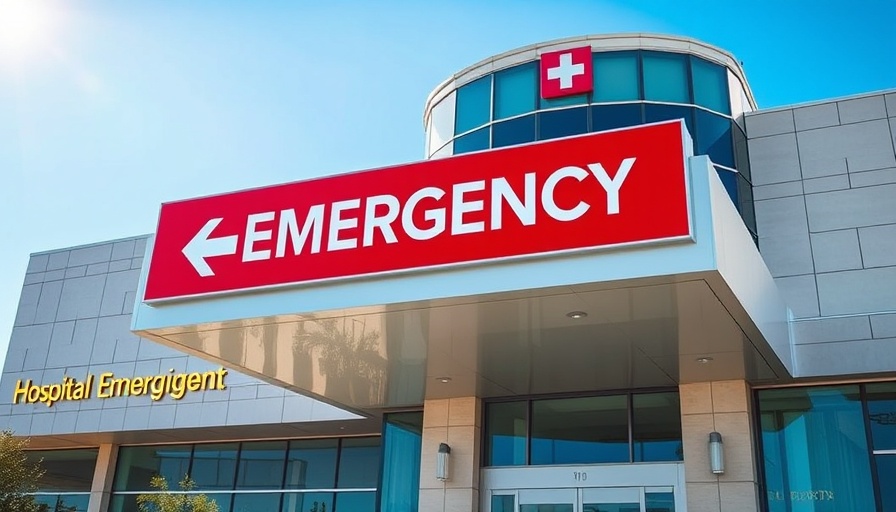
[696,357,714,364]
[566,311,588,319]
[436,377,452,383]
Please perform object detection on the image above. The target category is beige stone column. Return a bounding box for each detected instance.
[419,397,482,512]
[87,443,118,512]
[680,380,759,512]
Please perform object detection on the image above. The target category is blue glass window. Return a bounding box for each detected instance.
[758,386,876,512]
[643,52,689,103]
[540,93,588,109]
[733,124,751,182]
[591,104,642,133]
[453,127,489,155]
[380,412,422,512]
[494,63,537,120]
[493,115,536,148]
[644,104,694,141]
[335,491,377,512]
[454,76,491,135]
[716,168,739,206]
[114,445,192,491]
[737,173,756,235]
[235,441,287,489]
[531,395,629,465]
[233,492,282,511]
[691,56,730,114]
[538,107,588,141]
[191,443,238,490]
[632,392,683,462]
[486,401,527,466]
[281,492,333,512]
[285,439,337,489]
[337,437,380,488]
[593,51,640,102]
[695,110,734,168]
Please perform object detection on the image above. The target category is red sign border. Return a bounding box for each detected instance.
[143,120,695,304]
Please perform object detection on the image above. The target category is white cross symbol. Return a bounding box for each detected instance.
[547,52,585,89]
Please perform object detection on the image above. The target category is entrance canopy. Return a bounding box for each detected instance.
[132,123,792,412]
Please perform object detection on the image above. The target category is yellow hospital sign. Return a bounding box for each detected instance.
[13,368,228,407]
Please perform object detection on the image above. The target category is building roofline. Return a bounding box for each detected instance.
[748,88,896,115]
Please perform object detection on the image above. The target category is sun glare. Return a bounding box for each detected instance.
[0,0,55,61]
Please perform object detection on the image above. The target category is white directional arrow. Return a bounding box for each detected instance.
[182,218,239,277]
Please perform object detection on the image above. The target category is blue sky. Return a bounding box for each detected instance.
[0,0,894,370]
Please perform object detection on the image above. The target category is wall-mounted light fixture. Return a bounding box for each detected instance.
[436,443,451,481]
[709,432,724,474]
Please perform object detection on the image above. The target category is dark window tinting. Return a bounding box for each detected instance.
[335,491,377,512]
[644,104,694,142]
[593,51,640,102]
[285,439,338,489]
[645,492,676,512]
[758,386,875,512]
[235,441,287,489]
[190,443,238,490]
[866,382,896,450]
[114,445,192,491]
[633,393,683,462]
[232,492,282,512]
[28,449,98,492]
[691,56,730,114]
[455,76,491,135]
[538,107,588,141]
[34,494,90,512]
[454,127,489,155]
[486,400,527,466]
[591,104,642,133]
[531,395,629,465]
[642,52,689,104]
[716,168,739,208]
[695,110,734,168]
[492,115,536,148]
[337,437,380,488]
[281,492,333,512]
[494,63,537,120]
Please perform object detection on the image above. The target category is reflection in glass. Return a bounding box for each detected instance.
[494,63,537,120]
[538,107,588,141]
[335,491,377,512]
[758,386,875,512]
[455,76,492,135]
[633,393,683,462]
[235,441,287,489]
[642,52,689,103]
[454,127,490,155]
[281,492,334,512]
[593,52,639,102]
[285,439,338,489]
[232,492,282,512]
[492,115,536,149]
[337,437,380,488]
[28,449,98,492]
[646,492,676,512]
[33,493,90,512]
[591,104,642,133]
[113,445,192,491]
[492,494,515,512]
[866,382,896,450]
[691,56,730,114]
[695,110,734,168]
[531,395,629,465]
[380,412,422,512]
[191,443,238,490]
[486,401,527,466]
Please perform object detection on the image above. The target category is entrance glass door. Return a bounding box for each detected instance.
[491,487,676,512]
[582,488,640,512]
[518,489,576,512]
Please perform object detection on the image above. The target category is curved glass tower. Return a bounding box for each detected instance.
[423,34,758,238]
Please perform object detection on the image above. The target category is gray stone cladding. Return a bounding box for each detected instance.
[747,90,896,377]
[0,236,355,437]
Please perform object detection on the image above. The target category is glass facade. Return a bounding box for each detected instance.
[758,383,896,512]
[26,448,97,512]
[379,412,423,512]
[435,48,756,239]
[484,391,683,467]
[110,437,381,512]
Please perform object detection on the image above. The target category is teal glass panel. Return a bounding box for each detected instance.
[695,110,734,168]
[643,52,689,103]
[691,56,730,114]
[492,115,536,148]
[538,107,588,141]
[492,495,515,512]
[281,492,334,512]
[494,62,537,120]
[633,392,683,462]
[453,127,489,155]
[875,455,896,511]
[540,93,588,109]
[28,449,98,492]
[285,439,338,489]
[235,441,287,489]
[591,104,642,133]
[337,437,380,488]
[531,395,629,465]
[486,401,527,466]
[380,412,422,512]
[233,492,282,512]
[455,76,491,135]
[593,51,639,102]
[113,445,192,491]
[335,491,376,512]
[109,493,232,512]
[645,492,675,512]
[34,494,90,512]
[521,505,573,512]
[758,386,875,512]
[866,382,896,450]
[582,504,638,512]
[191,443,238,490]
